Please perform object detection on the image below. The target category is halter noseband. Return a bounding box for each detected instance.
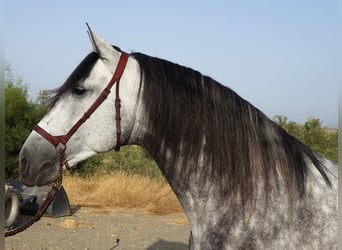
[34,52,129,162]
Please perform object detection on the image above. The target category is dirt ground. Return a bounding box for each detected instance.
[5,207,190,250]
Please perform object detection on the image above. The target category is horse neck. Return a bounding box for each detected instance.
[128,107,182,186]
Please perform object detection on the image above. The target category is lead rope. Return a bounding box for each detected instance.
[5,149,68,237]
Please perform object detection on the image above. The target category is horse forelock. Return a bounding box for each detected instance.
[131,52,331,214]
[48,52,100,108]
[49,46,123,108]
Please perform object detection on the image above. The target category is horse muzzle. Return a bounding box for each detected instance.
[19,133,60,186]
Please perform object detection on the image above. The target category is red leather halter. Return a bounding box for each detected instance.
[34,52,129,157]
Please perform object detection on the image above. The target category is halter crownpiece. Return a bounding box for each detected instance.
[34,51,129,161]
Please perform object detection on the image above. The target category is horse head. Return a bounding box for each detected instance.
[19,27,141,186]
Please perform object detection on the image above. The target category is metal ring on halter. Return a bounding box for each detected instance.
[56,142,66,154]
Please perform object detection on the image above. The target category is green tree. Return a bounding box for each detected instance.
[36,90,51,107]
[274,115,338,162]
[273,115,304,141]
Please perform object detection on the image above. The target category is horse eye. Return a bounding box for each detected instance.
[72,86,87,96]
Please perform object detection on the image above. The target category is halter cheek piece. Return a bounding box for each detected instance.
[34,52,129,158]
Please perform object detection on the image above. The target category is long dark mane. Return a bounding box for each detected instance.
[131,52,331,212]
[47,48,331,213]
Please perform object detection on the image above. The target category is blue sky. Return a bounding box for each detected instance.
[4,1,340,127]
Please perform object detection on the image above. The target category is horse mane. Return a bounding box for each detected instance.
[47,47,331,213]
[131,52,331,212]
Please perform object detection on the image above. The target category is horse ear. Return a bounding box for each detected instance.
[86,23,120,61]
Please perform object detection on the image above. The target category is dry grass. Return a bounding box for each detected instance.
[63,173,185,216]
